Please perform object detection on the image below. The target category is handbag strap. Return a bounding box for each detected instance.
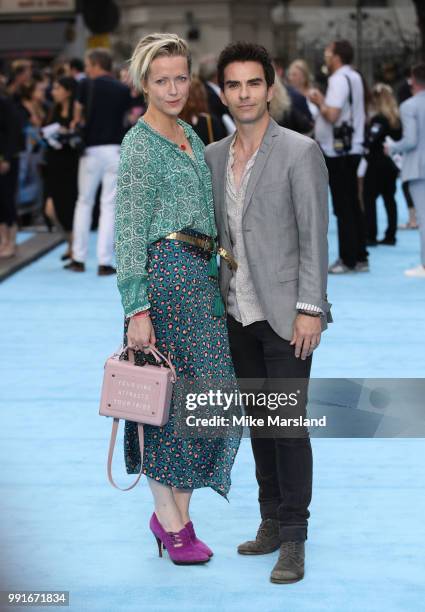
[205,113,214,144]
[123,344,177,382]
[107,418,145,491]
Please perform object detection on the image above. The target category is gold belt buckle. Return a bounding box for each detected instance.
[201,237,212,252]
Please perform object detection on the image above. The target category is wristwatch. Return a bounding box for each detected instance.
[297,309,321,317]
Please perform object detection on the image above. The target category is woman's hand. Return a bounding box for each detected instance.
[127,315,156,354]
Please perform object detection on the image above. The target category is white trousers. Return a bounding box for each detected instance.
[409,179,425,265]
[72,145,120,265]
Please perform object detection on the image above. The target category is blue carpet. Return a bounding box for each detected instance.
[1,184,424,611]
[16,231,35,245]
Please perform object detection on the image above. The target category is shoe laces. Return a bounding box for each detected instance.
[169,532,184,548]
[257,519,277,538]
[281,541,302,560]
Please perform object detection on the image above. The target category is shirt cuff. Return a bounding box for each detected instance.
[296,302,324,314]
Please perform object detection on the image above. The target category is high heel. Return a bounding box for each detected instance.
[149,513,210,565]
[185,521,214,557]
[154,535,163,557]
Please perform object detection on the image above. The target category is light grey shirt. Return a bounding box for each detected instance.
[226,137,266,326]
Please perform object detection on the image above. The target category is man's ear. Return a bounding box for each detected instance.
[219,89,229,108]
[267,84,275,104]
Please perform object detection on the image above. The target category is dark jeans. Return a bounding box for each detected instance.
[326,154,368,268]
[227,315,313,542]
[402,181,414,210]
[363,160,398,242]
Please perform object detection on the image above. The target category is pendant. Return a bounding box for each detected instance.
[180,143,187,151]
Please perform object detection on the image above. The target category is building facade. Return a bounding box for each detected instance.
[113,0,419,83]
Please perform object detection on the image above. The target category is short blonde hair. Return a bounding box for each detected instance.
[288,59,313,89]
[129,32,191,92]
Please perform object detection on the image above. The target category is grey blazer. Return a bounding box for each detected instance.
[389,91,425,182]
[205,117,332,342]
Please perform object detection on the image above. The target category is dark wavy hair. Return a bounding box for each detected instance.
[217,41,275,90]
[330,40,354,65]
[412,63,425,87]
[50,76,77,122]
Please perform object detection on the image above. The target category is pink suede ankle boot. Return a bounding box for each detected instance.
[185,521,213,557]
[149,513,210,565]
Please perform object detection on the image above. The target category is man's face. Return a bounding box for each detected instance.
[220,61,273,125]
[85,59,98,79]
[324,45,336,73]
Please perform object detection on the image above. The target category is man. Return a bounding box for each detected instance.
[309,40,368,274]
[68,57,85,82]
[387,63,425,278]
[66,48,132,275]
[0,92,23,258]
[205,42,331,584]
[199,53,236,135]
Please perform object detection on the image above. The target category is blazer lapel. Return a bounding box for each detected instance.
[242,118,279,218]
[216,137,232,240]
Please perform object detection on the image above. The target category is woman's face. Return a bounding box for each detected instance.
[33,81,46,103]
[287,66,305,90]
[143,55,190,117]
[52,82,70,104]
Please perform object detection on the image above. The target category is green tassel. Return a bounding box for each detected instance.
[207,254,219,279]
[213,292,225,317]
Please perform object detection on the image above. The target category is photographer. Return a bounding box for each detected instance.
[43,77,79,261]
[309,40,368,274]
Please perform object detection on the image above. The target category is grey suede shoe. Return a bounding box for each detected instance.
[237,519,280,555]
[270,541,305,584]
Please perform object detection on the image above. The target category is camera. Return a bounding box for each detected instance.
[333,122,354,154]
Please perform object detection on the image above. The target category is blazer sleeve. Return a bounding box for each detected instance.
[290,140,331,313]
[115,130,156,317]
[389,100,418,154]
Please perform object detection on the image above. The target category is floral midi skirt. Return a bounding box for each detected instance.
[123,230,241,498]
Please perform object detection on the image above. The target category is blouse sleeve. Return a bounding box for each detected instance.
[115,129,156,317]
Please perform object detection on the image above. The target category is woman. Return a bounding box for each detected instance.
[19,78,47,128]
[0,92,23,259]
[179,76,226,144]
[287,59,318,121]
[269,71,312,134]
[363,83,402,246]
[43,77,79,260]
[115,33,241,565]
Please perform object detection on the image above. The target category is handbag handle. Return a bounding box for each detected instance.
[123,344,177,383]
[107,419,144,491]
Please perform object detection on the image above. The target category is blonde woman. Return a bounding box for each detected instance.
[287,59,318,120]
[115,33,241,565]
[269,71,312,134]
[363,83,402,245]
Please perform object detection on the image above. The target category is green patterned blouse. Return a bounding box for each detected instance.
[115,118,217,317]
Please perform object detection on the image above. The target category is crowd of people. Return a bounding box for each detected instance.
[0,41,424,276]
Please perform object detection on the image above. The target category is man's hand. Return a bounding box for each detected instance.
[308,88,324,107]
[290,314,322,360]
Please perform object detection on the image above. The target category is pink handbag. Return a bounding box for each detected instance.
[99,344,177,491]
